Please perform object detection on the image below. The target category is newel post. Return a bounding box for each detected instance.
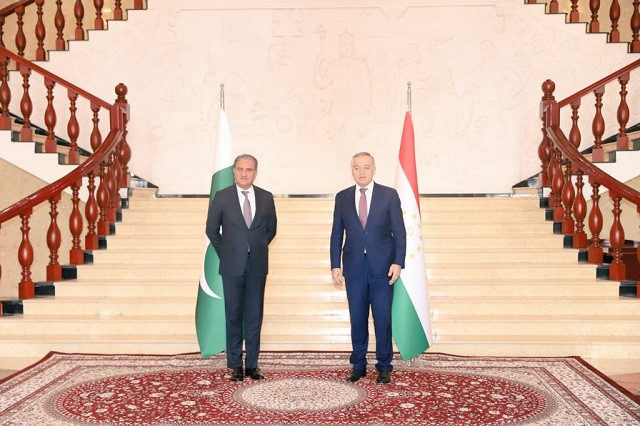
[115,83,131,189]
[538,80,556,187]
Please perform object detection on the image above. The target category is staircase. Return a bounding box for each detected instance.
[1,188,639,378]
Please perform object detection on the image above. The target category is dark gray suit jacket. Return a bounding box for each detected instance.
[206,184,277,277]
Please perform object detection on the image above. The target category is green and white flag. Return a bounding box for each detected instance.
[392,110,432,360]
[195,108,234,358]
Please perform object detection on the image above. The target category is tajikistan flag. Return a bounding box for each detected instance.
[195,108,234,358]
[392,110,432,360]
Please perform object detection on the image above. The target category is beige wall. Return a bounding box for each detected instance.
[25,0,632,195]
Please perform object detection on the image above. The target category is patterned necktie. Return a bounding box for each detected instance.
[359,187,368,227]
[242,191,252,228]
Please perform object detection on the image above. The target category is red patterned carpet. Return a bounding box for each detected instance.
[1,351,639,425]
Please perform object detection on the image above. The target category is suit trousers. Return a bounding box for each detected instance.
[221,255,267,369]
[345,256,394,372]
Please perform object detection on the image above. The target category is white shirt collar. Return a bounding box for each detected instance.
[357,181,374,192]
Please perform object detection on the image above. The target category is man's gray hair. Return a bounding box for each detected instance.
[351,152,375,168]
[234,154,258,169]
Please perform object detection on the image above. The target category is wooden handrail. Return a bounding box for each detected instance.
[558,59,640,108]
[0,1,33,18]
[0,116,122,223]
[0,46,110,110]
[544,115,640,209]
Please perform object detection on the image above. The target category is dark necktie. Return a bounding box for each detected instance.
[359,187,368,227]
[242,191,252,228]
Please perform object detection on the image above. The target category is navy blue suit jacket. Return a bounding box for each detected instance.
[206,184,277,277]
[330,183,406,279]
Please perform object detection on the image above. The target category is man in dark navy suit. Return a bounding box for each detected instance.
[330,152,406,384]
[206,154,277,382]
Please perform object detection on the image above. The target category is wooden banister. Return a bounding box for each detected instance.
[538,60,640,290]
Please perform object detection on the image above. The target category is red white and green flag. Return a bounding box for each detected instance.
[392,110,432,360]
[195,108,234,358]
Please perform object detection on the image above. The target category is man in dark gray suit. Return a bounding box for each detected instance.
[206,154,277,382]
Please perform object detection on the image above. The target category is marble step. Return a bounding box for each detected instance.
[0,314,359,336]
[125,194,540,212]
[21,297,348,317]
[429,337,640,359]
[434,314,640,336]
[426,278,619,297]
[118,208,547,224]
[101,234,567,251]
[53,278,615,299]
[87,246,580,265]
[430,296,640,316]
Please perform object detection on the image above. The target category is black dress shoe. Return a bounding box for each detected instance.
[376,370,391,384]
[346,369,366,382]
[245,368,264,380]
[230,367,244,382]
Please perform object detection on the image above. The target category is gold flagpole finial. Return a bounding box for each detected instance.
[220,83,225,111]
[407,81,412,114]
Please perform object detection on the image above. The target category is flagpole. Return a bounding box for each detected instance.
[407,81,412,113]
[220,83,225,111]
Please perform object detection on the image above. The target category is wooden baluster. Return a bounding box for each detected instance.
[549,0,559,13]
[106,153,118,222]
[551,149,564,221]
[591,86,605,162]
[19,65,32,141]
[0,16,5,48]
[562,161,575,234]
[44,77,57,153]
[113,144,123,200]
[0,53,11,130]
[97,161,110,235]
[609,0,620,42]
[589,0,600,32]
[133,0,144,9]
[569,101,581,150]
[69,180,84,264]
[588,180,604,264]
[119,122,131,187]
[85,169,99,249]
[608,193,625,280]
[55,0,65,50]
[34,0,46,61]
[573,170,588,248]
[0,224,2,310]
[67,90,80,164]
[116,83,130,187]
[74,0,85,40]
[90,102,102,150]
[538,80,555,187]
[94,0,104,30]
[15,5,26,62]
[114,0,123,20]
[570,0,580,23]
[18,208,34,299]
[616,73,629,150]
[632,1,640,53]
[46,193,62,281]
